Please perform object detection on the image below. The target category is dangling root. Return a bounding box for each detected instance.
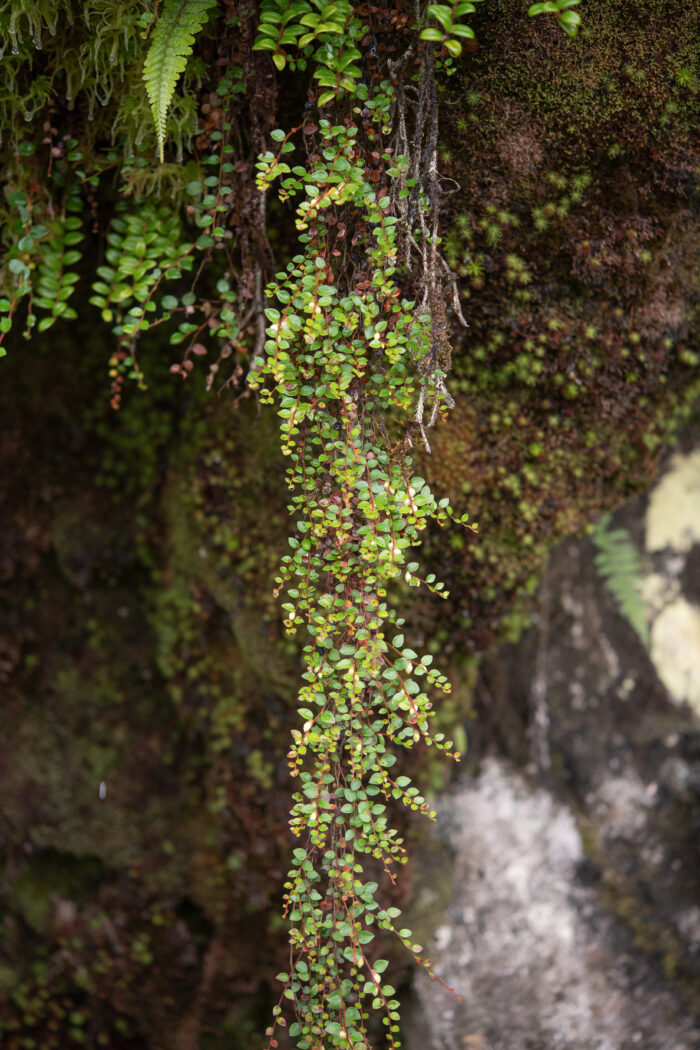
[389,27,468,448]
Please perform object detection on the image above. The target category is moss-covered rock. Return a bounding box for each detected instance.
[414,0,699,650]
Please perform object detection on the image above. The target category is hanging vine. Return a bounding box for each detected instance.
[249,3,480,1046]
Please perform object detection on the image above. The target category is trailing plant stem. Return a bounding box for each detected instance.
[252,24,473,1049]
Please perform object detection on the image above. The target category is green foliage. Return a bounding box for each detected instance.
[254,0,364,106]
[8,1,677,1047]
[143,0,216,161]
[420,1,483,58]
[251,14,475,1047]
[591,513,649,646]
[0,12,475,1041]
[0,64,249,395]
[0,2,152,148]
[0,142,85,348]
[528,0,582,36]
[0,0,71,54]
[1,6,699,1046]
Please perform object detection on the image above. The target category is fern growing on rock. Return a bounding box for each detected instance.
[592,513,649,647]
[143,0,216,161]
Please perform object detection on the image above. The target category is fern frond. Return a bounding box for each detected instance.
[592,513,649,647]
[143,0,216,162]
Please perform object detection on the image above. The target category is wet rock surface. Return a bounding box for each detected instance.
[405,447,700,1050]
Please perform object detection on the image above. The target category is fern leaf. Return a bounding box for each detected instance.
[143,0,216,162]
[592,513,649,647]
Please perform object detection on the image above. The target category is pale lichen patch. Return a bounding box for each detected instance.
[650,597,700,716]
[646,450,700,553]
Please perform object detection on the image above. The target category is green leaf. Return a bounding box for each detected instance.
[143,0,217,162]
[559,9,581,31]
[427,5,453,31]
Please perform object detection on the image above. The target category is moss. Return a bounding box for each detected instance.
[0,324,298,1046]
[200,999,268,1050]
[462,0,697,159]
[414,0,700,651]
[0,2,149,147]
[151,394,297,721]
[9,851,104,935]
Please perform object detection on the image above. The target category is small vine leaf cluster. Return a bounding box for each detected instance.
[419,2,483,59]
[0,141,84,347]
[254,0,365,106]
[250,6,481,1048]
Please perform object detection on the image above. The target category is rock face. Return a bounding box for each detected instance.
[406,447,700,1050]
[408,761,696,1050]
